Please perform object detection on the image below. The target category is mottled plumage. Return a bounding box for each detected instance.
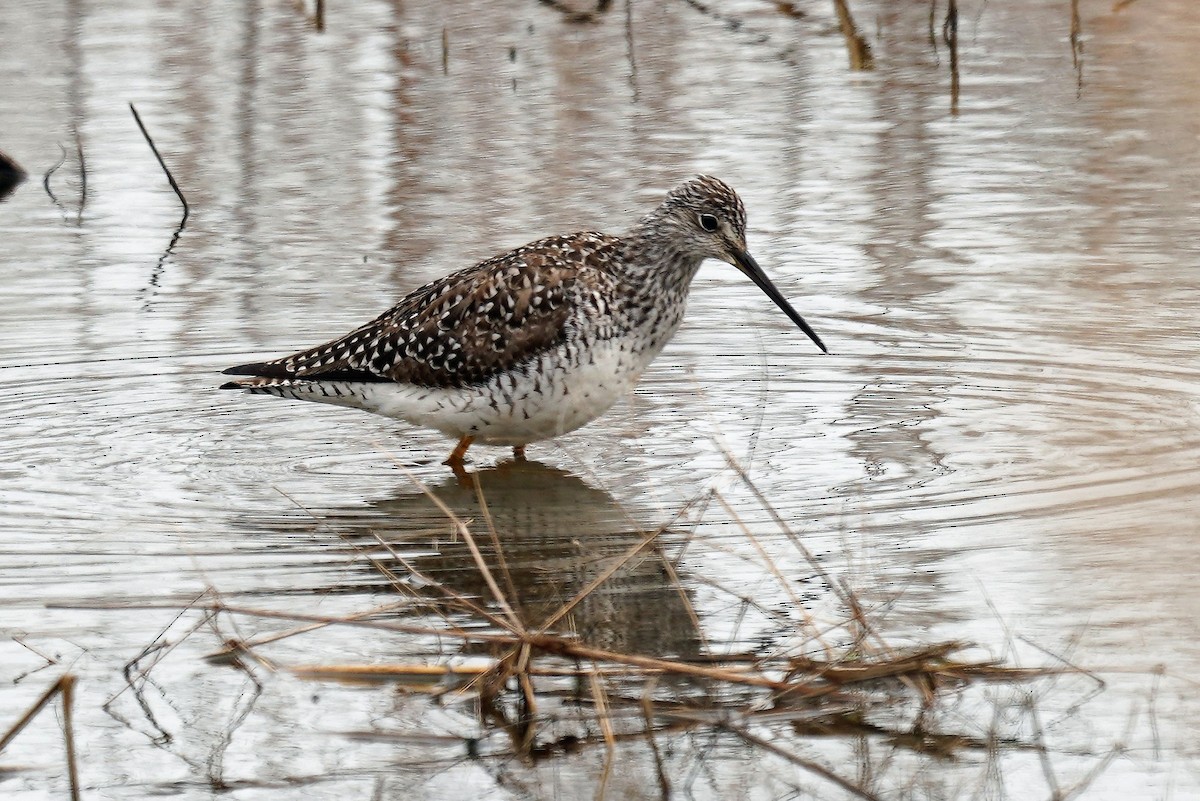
[222,176,827,470]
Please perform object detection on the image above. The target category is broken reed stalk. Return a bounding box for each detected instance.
[0,674,81,801]
[365,528,515,628]
[128,103,189,225]
[193,600,804,691]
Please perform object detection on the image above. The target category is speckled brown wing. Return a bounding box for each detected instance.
[222,232,621,390]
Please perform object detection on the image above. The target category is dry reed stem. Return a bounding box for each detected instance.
[529,472,710,635]
[60,675,80,801]
[713,488,825,650]
[279,482,514,631]
[290,662,650,682]
[0,674,81,801]
[391,461,524,632]
[200,603,517,643]
[536,639,815,693]
[534,524,665,633]
[205,599,806,691]
[470,473,521,608]
[0,676,66,752]
[639,676,672,800]
[589,671,617,801]
[719,442,892,657]
[718,444,840,596]
[204,599,414,661]
[652,541,709,654]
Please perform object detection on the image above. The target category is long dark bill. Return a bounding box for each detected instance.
[731,249,828,354]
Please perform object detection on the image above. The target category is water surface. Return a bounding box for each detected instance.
[2,1,1198,798]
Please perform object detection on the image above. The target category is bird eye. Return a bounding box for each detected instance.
[698,213,719,232]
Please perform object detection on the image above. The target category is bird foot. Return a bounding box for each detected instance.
[443,435,475,479]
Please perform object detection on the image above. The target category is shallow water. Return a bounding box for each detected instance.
[2,0,1199,798]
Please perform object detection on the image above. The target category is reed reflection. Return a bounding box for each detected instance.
[299,460,701,660]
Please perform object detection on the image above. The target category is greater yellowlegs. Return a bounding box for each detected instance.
[221,176,827,471]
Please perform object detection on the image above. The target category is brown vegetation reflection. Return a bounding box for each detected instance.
[832,0,875,70]
[163,461,1106,799]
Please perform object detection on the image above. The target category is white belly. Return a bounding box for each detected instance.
[358,339,646,445]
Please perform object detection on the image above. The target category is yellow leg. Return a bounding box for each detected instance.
[512,444,527,461]
[443,435,475,474]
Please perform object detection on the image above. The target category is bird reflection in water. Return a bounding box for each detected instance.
[301,459,701,661]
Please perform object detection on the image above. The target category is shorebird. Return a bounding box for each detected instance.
[221,176,827,471]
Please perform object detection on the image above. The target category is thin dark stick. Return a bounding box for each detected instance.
[43,144,67,206]
[315,0,324,32]
[1069,0,1084,94]
[74,125,87,221]
[943,0,959,115]
[129,103,189,225]
[624,0,639,101]
[927,0,939,61]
